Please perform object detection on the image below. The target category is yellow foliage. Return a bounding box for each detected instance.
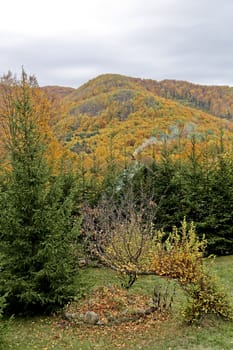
[98,216,232,322]
[0,74,75,174]
[150,219,206,284]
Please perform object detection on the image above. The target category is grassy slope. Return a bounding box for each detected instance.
[3,255,233,350]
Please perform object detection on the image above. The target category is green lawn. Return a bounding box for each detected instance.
[1,255,233,350]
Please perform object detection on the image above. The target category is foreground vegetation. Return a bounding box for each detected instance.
[0,255,232,350]
[0,71,232,349]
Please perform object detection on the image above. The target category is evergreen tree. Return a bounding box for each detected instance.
[203,150,233,254]
[113,134,233,255]
[0,71,78,315]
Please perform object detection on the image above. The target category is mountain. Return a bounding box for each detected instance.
[46,73,233,121]
[44,74,233,173]
[42,86,75,99]
[137,78,233,122]
[1,74,233,174]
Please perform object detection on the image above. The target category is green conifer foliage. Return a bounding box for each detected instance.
[0,71,77,315]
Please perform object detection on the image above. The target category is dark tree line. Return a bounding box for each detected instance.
[107,138,233,256]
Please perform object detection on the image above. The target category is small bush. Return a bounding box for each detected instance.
[183,274,233,323]
[151,219,233,323]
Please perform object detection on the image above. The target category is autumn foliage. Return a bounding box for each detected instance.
[0,71,232,323]
[89,202,232,323]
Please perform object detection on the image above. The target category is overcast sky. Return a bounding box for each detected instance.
[0,0,233,87]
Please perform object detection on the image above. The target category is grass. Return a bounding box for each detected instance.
[1,255,233,350]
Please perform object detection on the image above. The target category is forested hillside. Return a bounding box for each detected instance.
[137,77,233,121]
[2,73,233,172]
[1,73,233,256]
[42,74,233,174]
[41,74,233,255]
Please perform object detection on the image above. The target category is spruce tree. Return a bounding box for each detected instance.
[0,71,78,315]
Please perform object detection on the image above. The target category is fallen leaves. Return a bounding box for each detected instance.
[54,285,169,349]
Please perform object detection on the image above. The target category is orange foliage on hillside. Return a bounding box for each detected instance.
[0,79,77,174]
[48,74,233,175]
[1,73,233,176]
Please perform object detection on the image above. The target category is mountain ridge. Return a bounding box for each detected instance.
[1,73,233,174]
[45,73,233,122]
[42,73,233,173]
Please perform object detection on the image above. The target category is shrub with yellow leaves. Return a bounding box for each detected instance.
[150,219,207,284]
[150,219,232,322]
[89,199,232,322]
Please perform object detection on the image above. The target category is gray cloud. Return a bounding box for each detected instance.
[0,0,233,87]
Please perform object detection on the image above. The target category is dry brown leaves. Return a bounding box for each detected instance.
[54,285,169,348]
